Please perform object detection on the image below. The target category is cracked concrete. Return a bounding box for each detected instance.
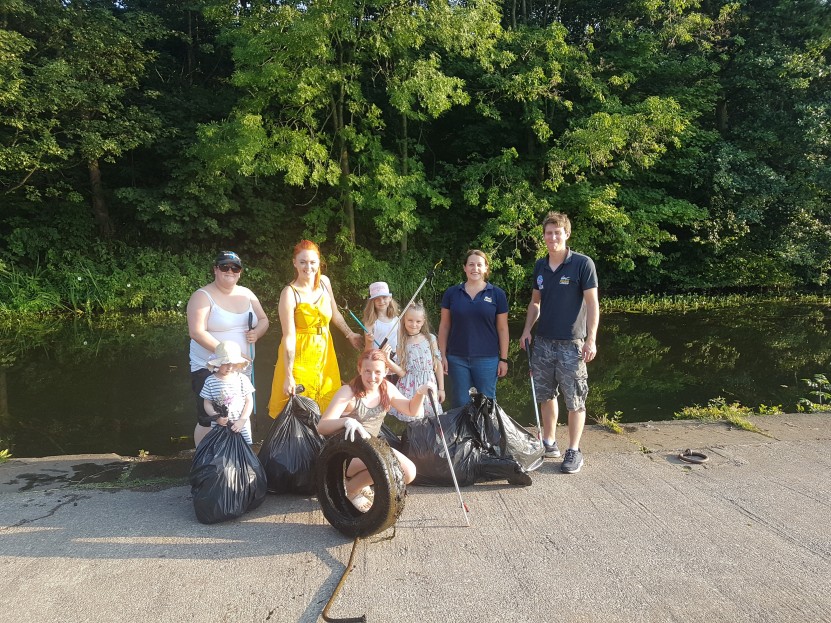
[1,414,829,622]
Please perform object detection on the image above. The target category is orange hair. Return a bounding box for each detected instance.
[293,239,323,289]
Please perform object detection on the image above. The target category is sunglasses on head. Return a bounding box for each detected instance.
[217,264,242,273]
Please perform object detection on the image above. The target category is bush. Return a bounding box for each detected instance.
[0,244,212,316]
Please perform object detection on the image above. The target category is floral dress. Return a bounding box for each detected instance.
[391,335,443,420]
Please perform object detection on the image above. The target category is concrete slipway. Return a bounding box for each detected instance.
[1,414,829,623]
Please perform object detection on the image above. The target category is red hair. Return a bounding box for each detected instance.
[348,349,391,411]
[293,239,323,289]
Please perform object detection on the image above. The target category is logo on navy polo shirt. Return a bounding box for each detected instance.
[484,296,492,303]
[559,276,570,285]
[537,275,544,290]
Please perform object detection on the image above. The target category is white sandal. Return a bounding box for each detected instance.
[347,492,373,513]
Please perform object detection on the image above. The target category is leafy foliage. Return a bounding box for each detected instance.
[1,0,830,313]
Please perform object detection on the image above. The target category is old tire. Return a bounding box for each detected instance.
[316,434,406,538]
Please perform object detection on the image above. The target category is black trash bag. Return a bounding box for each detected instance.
[190,425,267,524]
[402,392,543,487]
[401,405,479,486]
[257,394,324,494]
[469,393,544,472]
[378,422,403,453]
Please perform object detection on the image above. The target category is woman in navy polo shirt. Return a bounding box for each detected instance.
[438,249,510,408]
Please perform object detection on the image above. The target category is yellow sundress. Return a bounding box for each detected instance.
[268,285,341,417]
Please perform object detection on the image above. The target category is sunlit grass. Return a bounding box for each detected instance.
[673,397,773,435]
[592,410,624,434]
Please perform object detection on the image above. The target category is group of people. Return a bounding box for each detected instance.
[186,211,599,510]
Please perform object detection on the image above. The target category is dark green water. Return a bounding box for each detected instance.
[2,300,829,458]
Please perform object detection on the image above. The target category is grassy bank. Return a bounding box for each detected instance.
[5,248,831,324]
[0,246,446,324]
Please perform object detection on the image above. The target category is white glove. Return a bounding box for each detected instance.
[343,418,370,442]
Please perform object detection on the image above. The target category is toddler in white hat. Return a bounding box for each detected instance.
[200,341,255,444]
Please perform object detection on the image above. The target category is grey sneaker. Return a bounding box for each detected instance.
[561,448,584,474]
[543,440,561,458]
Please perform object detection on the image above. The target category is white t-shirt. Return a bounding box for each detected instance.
[373,317,398,353]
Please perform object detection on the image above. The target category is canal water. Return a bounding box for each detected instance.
[1,300,829,458]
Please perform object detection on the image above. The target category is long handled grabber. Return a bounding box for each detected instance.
[339,299,381,348]
[524,338,543,441]
[427,388,470,527]
[248,312,257,415]
[377,258,443,350]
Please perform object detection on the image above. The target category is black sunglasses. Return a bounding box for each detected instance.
[217,264,242,273]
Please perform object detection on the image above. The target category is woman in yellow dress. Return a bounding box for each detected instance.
[268,240,364,417]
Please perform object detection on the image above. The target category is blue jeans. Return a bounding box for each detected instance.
[446,354,499,408]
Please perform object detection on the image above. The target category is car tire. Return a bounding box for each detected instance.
[316,434,406,538]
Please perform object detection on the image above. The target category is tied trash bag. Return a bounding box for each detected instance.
[190,425,267,524]
[402,392,543,486]
[469,393,544,472]
[257,394,323,494]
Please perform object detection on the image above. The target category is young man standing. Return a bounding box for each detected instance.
[519,212,599,474]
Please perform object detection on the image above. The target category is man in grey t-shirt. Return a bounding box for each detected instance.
[519,212,599,474]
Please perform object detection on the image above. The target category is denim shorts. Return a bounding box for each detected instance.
[530,337,589,411]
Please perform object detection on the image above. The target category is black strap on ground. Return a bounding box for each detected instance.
[321,537,366,623]
[678,448,709,464]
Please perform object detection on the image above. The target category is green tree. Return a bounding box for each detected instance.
[198,0,501,254]
[702,0,831,287]
[0,0,164,246]
[434,6,702,293]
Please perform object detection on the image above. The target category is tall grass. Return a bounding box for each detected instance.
[0,247,211,320]
[601,292,831,314]
[5,249,831,321]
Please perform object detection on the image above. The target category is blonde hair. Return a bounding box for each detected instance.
[362,294,401,327]
[396,302,441,375]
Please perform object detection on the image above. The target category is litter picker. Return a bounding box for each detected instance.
[427,388,470,527]
[524,338,543,441]
[248,312,257,415]
[339,300,381,348]
[377,259,443,349]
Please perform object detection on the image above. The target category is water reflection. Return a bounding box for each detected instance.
[2,301,829,457]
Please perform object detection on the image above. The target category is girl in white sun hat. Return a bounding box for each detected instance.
[362,281,401,354]
[200,341,255,444]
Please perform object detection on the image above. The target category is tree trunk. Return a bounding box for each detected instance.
[333,89,355,245]
[340,145,355,245]
[186,10,194,82]
[400,114,408,255]
[0,368,8,425]
[88,158,113,237]
[716,98,729,134]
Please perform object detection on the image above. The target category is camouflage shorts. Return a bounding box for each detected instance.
[530,337,589,412]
